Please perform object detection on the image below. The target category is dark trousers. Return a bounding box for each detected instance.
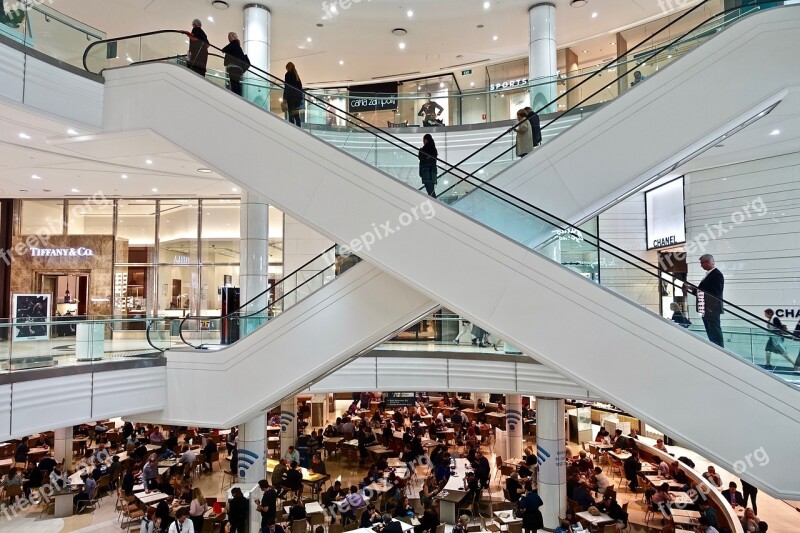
[289,110,302,127]
[229,520,246,533]
[190,515,204,532]
[702,314,724,347]
[228,71,242,96]
[189,64,207,77]
[420,167,437,198]
[743,483,758,514]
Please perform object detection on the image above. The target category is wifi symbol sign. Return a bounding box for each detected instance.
[536,445,551,467]
[280,410,295,432]
[238,449,260,478]
[507,409,522,431]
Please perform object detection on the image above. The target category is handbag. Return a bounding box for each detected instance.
[281,100,289,112]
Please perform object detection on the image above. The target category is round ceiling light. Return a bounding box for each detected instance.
[212,1,229,9]
[391,28,408,36]
[570,0,588,7]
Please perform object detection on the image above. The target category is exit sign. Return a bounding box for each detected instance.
[461,69,473,76]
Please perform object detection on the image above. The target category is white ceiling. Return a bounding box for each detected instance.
[49,0,705,86]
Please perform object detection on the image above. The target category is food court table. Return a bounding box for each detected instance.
[493,510,521,525]
[645,475,686,491]
[284,502,325,515]
[266,458,330,488]
[671,509,701,528]
[53,488,77,518]
[575,510,616,527]
[485,413,507,430]
[136,491,171,505]
[437,458,471,524]
[669,492,695,507]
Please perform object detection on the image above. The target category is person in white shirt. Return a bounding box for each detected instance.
[658,460,670,478]
[436,412,445,424]
[284,446,300,464]
[703,466,722,488]
[169,508,195,533]
[140,508,156,533]
[180,445,197,465]
[655,439,669,453]
[592,467,610,495]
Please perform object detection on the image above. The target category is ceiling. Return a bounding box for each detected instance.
[48,0,705,86]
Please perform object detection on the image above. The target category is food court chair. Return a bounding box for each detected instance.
[220,468,237,490]
[329,525,344,533]
[291,519,309,533]
[309,511,326,532]
[506,522,522,533]
[494,457,503,481]
[435,523,446,533]
[3,484,23,504]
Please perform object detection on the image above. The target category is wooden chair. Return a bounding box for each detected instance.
[309,511,326,532]
[494,457,503,481]
[329,524,344,533]
[4,484,23,504]
[122,504,144,530]
[601,526,617,533]
[479,515,501,533]
[435,523,445,533]
[291,519,309,533]
[220,468,237,490]
[209,450,222,472]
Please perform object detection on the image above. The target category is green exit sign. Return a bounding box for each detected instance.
[461,69,473,76]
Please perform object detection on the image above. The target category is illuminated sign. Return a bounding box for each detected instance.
[645,177,686,250]
[775,309,800,319]
[30,247,94,257]
[490,78,529,91]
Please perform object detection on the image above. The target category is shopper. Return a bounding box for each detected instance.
[515,109,534,158]
[516,485,544,533]
[284,62,304,127]
[185,19,209,77]
[631,70,647,87]
[764,308,791,368]
[221,32,247,96]
[418,134,438,198]
[741,478,758,515]
[189,487,209,532]
[670,302,691,327]
[524,106,543,147]
[418,93,444,127]
[684,254,724,347]
[169,508,195,533]
[453,317,473,344]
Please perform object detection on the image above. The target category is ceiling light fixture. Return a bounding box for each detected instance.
[392,28,408,36]
[121,174,128,179]
[18,133,30,139]
[31,174,41,180]
[152,188,158,192]
[492,35,498,41]
[407,9,413,17]
[582,50,588,53]
[592,12,598,18]
[145,159,153,165]
[483,1,491,9]
[339,60,344,65]
[770,129,781,135]
[306,37,312,42]
[398,42,406,50]
[212,0,229,9]
[197,168,212,173]
[231,187,238,192]
[439,82,445,88]
[570,0,588,7]
[71,188,80,193]
[207,16,214,22]
[67,129,78,135]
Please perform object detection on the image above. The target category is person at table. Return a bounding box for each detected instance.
[596,492,628,529]
[271,458,287,488]
[140,507,157,533]
[591,466,610,496]
[149,426,165,444]
[2,466,22,488]
[656,458,670,478]
[284,445,300,464]
[288,498,307,522]
[698,501,718,529]
[574,451,593,471]
[200,437,217,474]
[13,437,29,466]
[415,501,440,533]
[169,508,195,533]
[154,499,172,532]
[91,458,108,481]
[393,496,414,518]
[517,486,544,533]
[451,514,470,533]
[143,454,160,489]
[309,453,327,475]
[122,420,135,440]
[156,473,175,497]
[722,481,745,507]
[180,444,197,467]
[73,473,94,509]
[22,462,42,497]
[473,450,491,488]
[36,452,57,475]
[132,442,150,462]
[282,461,303,498]
[572,480,594,511]
[506,472,524,502]
[121,467,137,496]
[419,475,441,506]
[652,483,675,517]
[703,465,722,488]
[264,522,286,533]
[361,503,382,527]
[623,450,642,492]
[655,438,669,454]
[696,516,720,533]
[612,429,632,451]
[323,424,337,438]
[381,513,404,533]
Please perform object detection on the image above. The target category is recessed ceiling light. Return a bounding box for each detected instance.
[121,174,128,179]
[407,9,413,17]
[67,129,78,135]
[610,42,616,46]
[71,188,80,193]
[339,60,344,65]
[18,133,30,139]
[591,12,598,18]
[330,4,337,13]
[306,37,312,42]
[439,82,445,88]
[316,23,324,27]
[470,82,475,87]
[483,1,491,9]
[212,0,229,9]
[770,129,781,135]
[145,159,153,165]
[398,42,406,50]
[492,35,498,41]
[31,174,41,180]
[582,50,588,53]
[667,54,673,58]
[207,16,214,22]
[477,24,484,29]
[152,188,158,192]
[232,187,238,192]
[197,168,212,173]
[126,56,133,63]
[570,0,588,6]
[417,86,422,90]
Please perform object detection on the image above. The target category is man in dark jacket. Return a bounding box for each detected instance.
[524,107,543,147]
[227,487,249,533]
[623,451,642,491]
[684,254,724,347]
[186,19,209,76]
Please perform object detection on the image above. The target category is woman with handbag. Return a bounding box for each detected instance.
[284,62,304,127]
[221,32,248,96]
[418,134,438,198]
[764,308,792,368]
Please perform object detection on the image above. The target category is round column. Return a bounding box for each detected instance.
[536,397,566,530]
[53,427,73,470]
[243,4,271,104]
[239,190,269,334]
[239,415,267,483]
[507,395,524,460]
[529,3,558,114]
[280,397,297,458]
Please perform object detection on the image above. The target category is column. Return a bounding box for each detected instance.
[243,3,271,105]
[616,32,629,98]
[239,415,267,483]
[507,395,524,460]
[280,397,297,458]
[529,3,558,114]
[536,397,566,530]
[53,427,73,469]
[239,191,269,334]
[564,47,580,111]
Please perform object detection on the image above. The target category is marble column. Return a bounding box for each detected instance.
[507,395,524,460]
[564,47,580,111]
[536,397,566,530]
[243,4,272,105]
[239,191,269,335]
[529,3,558,114]
[280,397,297,458]
[239,415,266,483]
[53,427,73,469]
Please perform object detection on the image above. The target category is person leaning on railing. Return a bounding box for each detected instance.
[185,18,210,77]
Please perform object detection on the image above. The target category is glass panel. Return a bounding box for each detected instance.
[201,200,240,263]
[116,200,156,252]
[24,4,104,69]
[66,199,114,235]
[157,265,198,317]
[113,266,153,326]
[200,265,240,315]
[20,200,63,235]
[159,199,198,264]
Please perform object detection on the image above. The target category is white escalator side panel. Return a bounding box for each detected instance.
[455,6,799,233]
[101,8,800,498]
[134,263,436,428]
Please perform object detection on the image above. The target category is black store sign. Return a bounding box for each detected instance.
[384,392,416,407]
[348,82,398,113]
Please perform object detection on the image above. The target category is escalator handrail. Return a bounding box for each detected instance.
[145,317,167,354]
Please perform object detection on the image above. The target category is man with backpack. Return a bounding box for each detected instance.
[524,107,543,147]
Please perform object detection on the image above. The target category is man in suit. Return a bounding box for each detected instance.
[722,481,745,507]
[685,254,725,347]
[382,514,404,533]
[623,450,642,492]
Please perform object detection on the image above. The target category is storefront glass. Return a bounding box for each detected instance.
[20,199,63,235]
[66,199,113,235]
[159,200,198,264]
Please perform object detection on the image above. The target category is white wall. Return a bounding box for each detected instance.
[283,215,333,275]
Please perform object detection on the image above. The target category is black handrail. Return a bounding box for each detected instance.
[145,317,167,353]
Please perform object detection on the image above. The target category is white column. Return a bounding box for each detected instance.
[239,191,269,334]
[507,395,523,460]
[280,398,297,457]
[536,397,566,530]
[53,427,73,469]
[529,2,558,114]
[243,3,271,104]
[239,415,267,483]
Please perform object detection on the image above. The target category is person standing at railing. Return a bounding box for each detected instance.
[418,134,438,198]
[524,107,543,147]
[684,254,724,347]
[185,19,210,77]
[222,32,248,96]
[284,62,304,127]
[763,308,792,369]
[515,109,534,158]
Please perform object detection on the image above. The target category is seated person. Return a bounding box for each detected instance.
[721,482,745,507]
[574,451,593,472]
[596,493,628,528]
[360,504,382,527]
[506,472,524,503]
[655,438,669,454]
[91,460,108,481]
[572,480,594,511]
[651,483,675,517]
[2,467,22,487]
[702,466,722,488]
[591,466,610,496]
[288,499,307,521]
[282,461,303,497]
[310,453,327,475]
[415,502,439,533]
[393,497,414,518]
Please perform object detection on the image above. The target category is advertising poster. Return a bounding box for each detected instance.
[12,294,50,341]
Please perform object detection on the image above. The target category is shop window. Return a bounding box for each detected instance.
[20,200,63,235]
[117,200,156,250]
[159,200,198,264]
[201,200,240,263]
[66,199,113,235]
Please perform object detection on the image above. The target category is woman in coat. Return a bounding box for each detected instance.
[418,134,438,198]
[221,32,247,96]
[515,109,534,157]
[284,62,304,127]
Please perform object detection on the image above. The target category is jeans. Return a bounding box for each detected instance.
[702,314,724,347]
[289,110,302,127]
[420,166,437,198]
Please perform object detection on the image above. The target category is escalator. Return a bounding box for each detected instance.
[85,5,800,497]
